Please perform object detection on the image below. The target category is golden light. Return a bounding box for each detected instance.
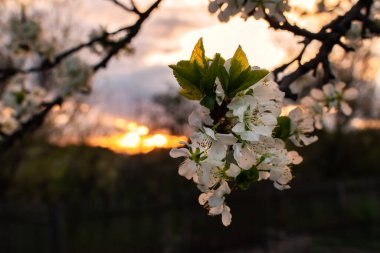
[86,118,187,155]
[351,119,380,130]
[137,126,149,135]
[144,134,168,147]
[118,132,141,148]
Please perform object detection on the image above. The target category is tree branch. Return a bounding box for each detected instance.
[265,0,378,99]
[0,97,62,153]
[94,0,162,71]
[0,0,163,151]
[108,0,142,15]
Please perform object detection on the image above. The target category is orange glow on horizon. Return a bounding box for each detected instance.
[86,118,187,155]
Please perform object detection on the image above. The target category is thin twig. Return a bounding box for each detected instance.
[0,0,163,151]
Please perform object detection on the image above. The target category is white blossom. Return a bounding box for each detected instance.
[301,82,358,129]
[56,57,93,96]
[228,95,277,141]
[228,79,283,142]
[0,103,19,135]
[8,15,41,53]
[170,147,200,180]
[169,44,357,227]
[198,180,232,226]
[288,107,318,147]
[225,163,241,178]
[1,81,47,123]
[208,0,290,22]
[233,143,256,170]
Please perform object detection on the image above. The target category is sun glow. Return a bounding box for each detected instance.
[86,119,187,155]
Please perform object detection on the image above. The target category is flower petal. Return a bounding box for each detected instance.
[287,151,303,165]
[310,88,324,100]
[322,84,335,96]
[225,163,241,178]
[198,193,211,205]
[233,144,255,170]
[188,110,203,129]
[335,82,346,92]
[169,148,190,158]
[340,101,352,116]
[300,135,318,146]
[343,88,358,100]
[221,205,232,226]
[215,133,237,145]
[178,159,197,180]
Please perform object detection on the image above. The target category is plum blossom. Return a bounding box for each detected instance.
[169,146,202,180]
[56,57,93,96]
[170,42,358,227]
[233,143,256,170]
[208,0,290,22]
[198,180,232,226]
[1,81,47,123]
[263,146,303,190]
[8,14,41,53]
[228,94,278,141]
[301,82,358,129]
[288,107,318,147]
[225,163,241,178]
[227,79,283,142]
[0,103,19,135]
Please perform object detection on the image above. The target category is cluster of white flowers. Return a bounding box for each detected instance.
[0,82,48,137]
[7,14,42,53]
[208,0,289,22]
[171,82,358,226]
[55,57,93,96]
[0,102,19,136]
[169,40,358,226]
[171,76,307,226]
[1,80,47,122]
[0,8,95,141]
[300,82,358,129]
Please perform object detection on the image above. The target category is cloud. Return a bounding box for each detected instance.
[90,65,176,117]
[80,0,295,119]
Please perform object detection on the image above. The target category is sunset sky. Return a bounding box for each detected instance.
[5,0,380,122]
[77,0,299,119]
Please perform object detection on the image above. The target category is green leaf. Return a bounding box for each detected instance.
[225,45,260,98]
[227,67,250,97]
[218,64,229,93]
[179,88,204,100]
[273,116,291,140]
[169,61,205,100]
[230,69,269,97]
[200,95,216,110]
[13,90,26,104]
[169,61,200,91]
[235,167,259,190]
[229,46,249,83]
[200,53,223,95]
[190,38,207,69]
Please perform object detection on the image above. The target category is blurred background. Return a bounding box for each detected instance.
[0,0,380,252]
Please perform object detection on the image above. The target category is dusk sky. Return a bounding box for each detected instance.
[77,0,299,119]
[7,0,380,121]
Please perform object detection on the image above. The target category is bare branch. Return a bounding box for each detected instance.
[0,96,62,153]
[0,0,163,151]
[108,0,141,15]
[94,0,162,70]
[262,0,379,99]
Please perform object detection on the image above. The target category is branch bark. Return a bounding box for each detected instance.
[0,0,163,152]
[266,0,378,99]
